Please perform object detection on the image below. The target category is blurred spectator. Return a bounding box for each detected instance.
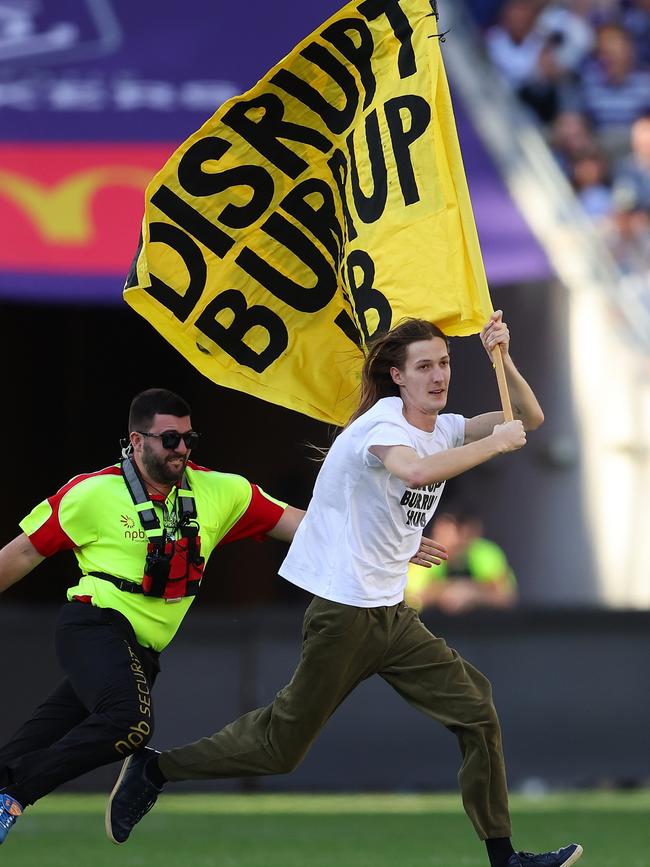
[600,111,650,275]
[613,111,650,215]
[485,0,546,89]
[603,185,650,273]
[571,147,613,218]
[405,511,518,615]
[549,110,598,171]
[486,1,596,125]
[518,37,571,123]
[570,24,650,154]
[536,1,595,72]
[475,0,650,280]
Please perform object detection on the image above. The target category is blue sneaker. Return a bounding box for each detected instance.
[507,844,583,867]
[0,793,23,844]
[105,748,162,844]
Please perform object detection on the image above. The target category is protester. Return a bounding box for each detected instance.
[107,314,581,867]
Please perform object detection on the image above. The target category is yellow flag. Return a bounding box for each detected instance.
[124,0,492,425]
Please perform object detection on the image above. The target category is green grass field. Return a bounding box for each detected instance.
[3,791,648,867]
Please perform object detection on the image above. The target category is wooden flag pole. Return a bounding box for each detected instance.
[492,348,514,422]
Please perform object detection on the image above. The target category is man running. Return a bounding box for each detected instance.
[107,316,582,867]
[0,388,302,844]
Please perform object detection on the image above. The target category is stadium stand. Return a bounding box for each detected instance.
[470,0,650,294]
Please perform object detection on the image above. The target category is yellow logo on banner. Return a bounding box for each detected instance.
[0,167,151,243]
[124,0,492,425]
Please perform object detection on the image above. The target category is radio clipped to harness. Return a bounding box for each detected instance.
[122,458,205,602]
[142,529,205,601]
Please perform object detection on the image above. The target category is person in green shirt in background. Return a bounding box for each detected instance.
[406,509,517,615]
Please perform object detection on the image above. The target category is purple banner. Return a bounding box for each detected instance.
[0,0,550,302]
[0,0,345,141]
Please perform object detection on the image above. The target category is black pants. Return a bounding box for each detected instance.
[0,601,159,806]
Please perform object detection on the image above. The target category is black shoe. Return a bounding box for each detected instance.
[507,844,583,867]
[105,747,162,844]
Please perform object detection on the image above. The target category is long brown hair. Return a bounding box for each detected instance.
[347,319,449,426]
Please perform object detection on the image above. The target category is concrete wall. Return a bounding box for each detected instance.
[2,603,648,794]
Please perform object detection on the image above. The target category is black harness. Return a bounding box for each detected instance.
[89,458,204,602]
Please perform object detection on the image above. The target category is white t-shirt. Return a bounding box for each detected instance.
[279,396,466,607]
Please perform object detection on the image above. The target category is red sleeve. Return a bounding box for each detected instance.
[218,484,285,546]
[21,466,120,556]
[28,510,76,557]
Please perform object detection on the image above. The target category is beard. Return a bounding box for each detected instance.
[141,442,186,485]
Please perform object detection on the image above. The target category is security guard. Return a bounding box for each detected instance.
[0,388,303,845]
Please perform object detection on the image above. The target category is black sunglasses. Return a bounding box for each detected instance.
[137,430,200,450]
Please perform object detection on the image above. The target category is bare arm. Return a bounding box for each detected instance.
[370,420,526,489]
[266,506,305,542]
[465,310,544,444]
[266,505,447,570]
[0,533,45,593]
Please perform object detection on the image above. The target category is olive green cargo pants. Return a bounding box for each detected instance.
[160,597,511,839]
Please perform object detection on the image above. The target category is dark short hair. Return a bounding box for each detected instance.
[128,389,191,433]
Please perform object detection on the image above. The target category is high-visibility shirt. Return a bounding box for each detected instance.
[407,538,516,594]
[20,461,286,651]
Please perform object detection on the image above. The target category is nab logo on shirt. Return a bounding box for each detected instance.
[121,514,145,541]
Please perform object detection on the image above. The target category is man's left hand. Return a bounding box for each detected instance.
[409,537,448,568]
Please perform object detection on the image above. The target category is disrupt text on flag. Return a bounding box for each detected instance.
[130,0,435,373]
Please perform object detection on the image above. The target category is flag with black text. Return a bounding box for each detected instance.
[124,0,492,425]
